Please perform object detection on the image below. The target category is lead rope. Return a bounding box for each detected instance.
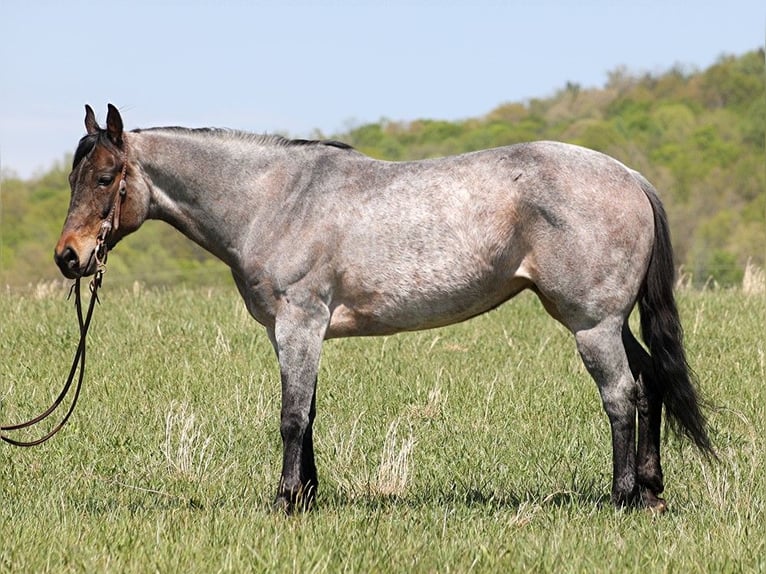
[0,273,101,446]
[0,154,125,447]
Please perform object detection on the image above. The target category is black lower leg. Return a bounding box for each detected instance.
[609,413,638,507]
[624,326,665,509]
[299,386,318,507]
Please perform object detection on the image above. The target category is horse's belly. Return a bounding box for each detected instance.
[325,276,531,339]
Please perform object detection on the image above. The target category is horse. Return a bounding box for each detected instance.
[54,104,713,514]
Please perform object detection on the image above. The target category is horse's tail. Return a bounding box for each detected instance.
[633,173,715,457]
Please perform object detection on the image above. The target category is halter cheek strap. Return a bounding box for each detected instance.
[96,155,128,267]
[113,177,127,232]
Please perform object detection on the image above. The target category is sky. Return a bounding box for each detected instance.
[1,0,764,179]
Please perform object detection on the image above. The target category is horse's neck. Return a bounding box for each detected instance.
[131,130,277,269]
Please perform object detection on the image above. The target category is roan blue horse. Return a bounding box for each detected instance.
[54,104,713,513]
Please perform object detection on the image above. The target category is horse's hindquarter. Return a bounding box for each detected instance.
[510,142,655,329]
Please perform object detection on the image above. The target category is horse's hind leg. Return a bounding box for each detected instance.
[623,323,666,511]
[574,319,639,507]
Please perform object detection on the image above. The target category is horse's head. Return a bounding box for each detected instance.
[54,104,148,278]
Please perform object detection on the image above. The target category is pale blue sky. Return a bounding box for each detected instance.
[1,0,763,178]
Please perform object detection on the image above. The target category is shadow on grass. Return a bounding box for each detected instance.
[67,472,610,517]
[320,482,610,513]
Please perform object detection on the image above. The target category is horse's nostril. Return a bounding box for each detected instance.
[54,246,80,275]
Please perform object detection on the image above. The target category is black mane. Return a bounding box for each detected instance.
[72,131,124,169]
[71,133,100,169]
[286,137,353,150]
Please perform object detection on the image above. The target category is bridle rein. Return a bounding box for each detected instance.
[0,153,127,447]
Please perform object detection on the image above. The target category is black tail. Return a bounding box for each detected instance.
[635,174,715,457]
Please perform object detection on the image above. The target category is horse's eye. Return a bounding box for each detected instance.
[97,175,114,187]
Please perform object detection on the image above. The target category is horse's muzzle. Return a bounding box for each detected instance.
[54,238,99,279]
[54,245,84,279]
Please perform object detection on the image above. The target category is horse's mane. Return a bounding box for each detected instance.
[132,126,354,151]
[72,126,353,170]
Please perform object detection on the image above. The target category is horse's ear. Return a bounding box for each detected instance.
[84,104,99,135]
[105,103,124,146]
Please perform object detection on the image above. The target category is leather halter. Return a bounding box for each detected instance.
[0,153,127,446]
[96,155,128,267]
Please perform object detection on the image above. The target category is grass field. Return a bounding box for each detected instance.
[1,284,764,572]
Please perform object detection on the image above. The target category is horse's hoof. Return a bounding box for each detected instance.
[646,498,668,515]
[640,490,668,515]
[273,490,316,515]
[272,495,295,516]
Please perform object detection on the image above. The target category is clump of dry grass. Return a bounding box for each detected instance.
[406,382,446,420]
[32,279,68,300]
[374,417,416,497]
[162,401,214,480]
[742,259,765,295]
[675,265,694,291]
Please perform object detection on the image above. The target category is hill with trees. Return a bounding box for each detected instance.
[1,49,763,289]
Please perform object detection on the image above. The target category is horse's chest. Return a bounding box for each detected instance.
[232,274,278,329]
[243,296,276,328]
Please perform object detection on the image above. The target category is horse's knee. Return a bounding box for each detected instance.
[280,410,309,443]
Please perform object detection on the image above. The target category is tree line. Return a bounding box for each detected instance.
[1,49,763,288]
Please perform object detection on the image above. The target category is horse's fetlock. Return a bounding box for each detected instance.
[637,460,663,491]
[612,472,638,507]
[275,480,316,515]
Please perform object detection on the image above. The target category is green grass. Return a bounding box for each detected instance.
[1,285,764,572]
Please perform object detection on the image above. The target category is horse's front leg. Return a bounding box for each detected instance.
[269,298,329,514]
